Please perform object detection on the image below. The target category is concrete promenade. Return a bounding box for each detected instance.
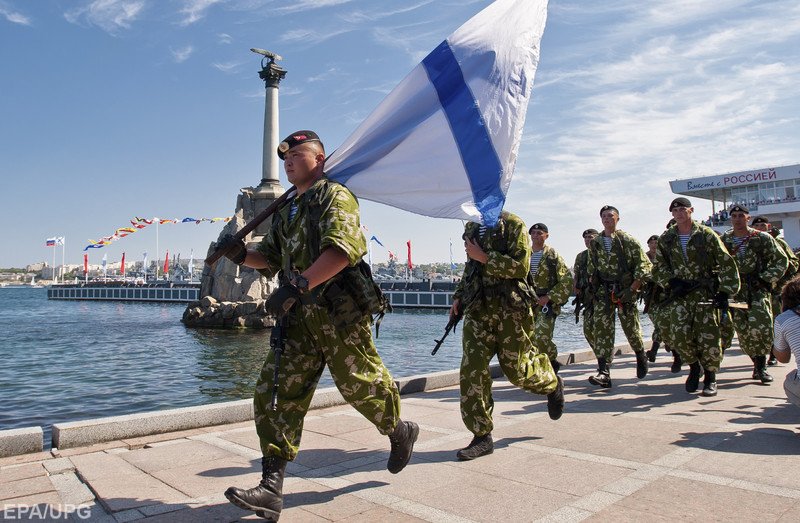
[1,344,798,522]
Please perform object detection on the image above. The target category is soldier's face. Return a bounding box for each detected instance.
[648,239,658,251]
[283,144,324,186]
[583,234,596,248]
[671,206,692,226]
[530,229,547,249]
[600,210,619,229]
[730,211,749,229]
[752,223,770,232]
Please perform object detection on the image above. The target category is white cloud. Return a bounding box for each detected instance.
[274,0,354,15]
[177,0,224,27]
[170,45,194,63]
[212,60,243,73]
[64,0,145,34]
[0,4,31,25]
[217,32,232,44]
[280,27,352,45]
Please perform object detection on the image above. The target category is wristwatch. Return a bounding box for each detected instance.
[292,274,310,294]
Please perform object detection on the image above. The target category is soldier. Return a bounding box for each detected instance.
[720,205,788,385]
[644,234,682,373]
[528,223,573,373]
[217,131,418,521]
[573,229,599,352]
[652,197,739,396]
[450,211,563,460]
[586,205,652,388]
[751,216,800,366]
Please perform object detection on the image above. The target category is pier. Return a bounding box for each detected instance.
[1,343,798,521]
[47,283,200,303]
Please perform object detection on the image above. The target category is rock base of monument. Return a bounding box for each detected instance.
[181,296,276,329]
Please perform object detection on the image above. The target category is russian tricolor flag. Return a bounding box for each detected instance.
[326,0,548,226]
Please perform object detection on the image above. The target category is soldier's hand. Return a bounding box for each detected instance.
[537,295,550,307]
[450,299,461,321]
[618,287,636,303]
[464,238,488,264]
[217,234,247,265]
[266,283,302,316]
[668,277,690,298]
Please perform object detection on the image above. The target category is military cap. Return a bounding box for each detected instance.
[669,197,692,211]
[582,228,599,237]
[751,216,770,225]
[729,203,749,214]
[529,223,548,233]
[648,235,659,243]
[277,130,323,160]
[599,205,619,216]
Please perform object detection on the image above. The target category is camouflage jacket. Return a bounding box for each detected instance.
[256,177,366,279]
[573,250,590,291]
[775,236,800,287]
[453,211,532,308]
[652,221,739,297]
[721,227,788,295]
[529,245,572,306]
[587,230,651,286]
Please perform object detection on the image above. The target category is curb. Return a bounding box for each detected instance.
[0,426,43,458]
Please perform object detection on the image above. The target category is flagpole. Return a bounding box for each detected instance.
[155,220,160,281]
[61,237,65,284]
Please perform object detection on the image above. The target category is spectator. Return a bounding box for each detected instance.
[773,275,800,407]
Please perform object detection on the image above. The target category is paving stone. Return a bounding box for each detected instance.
[149,455,261,499]
[0,475,55,501]
[49,471,95,505]
[120,440,235,474]
[43,457,75,475]
[0,462,47,484]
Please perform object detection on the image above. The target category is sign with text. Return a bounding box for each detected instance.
[670,164,800,193]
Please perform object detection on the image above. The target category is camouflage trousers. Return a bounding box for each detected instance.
[532,304,559,360]
[460,298,557,436]
[663,293,723,372]
[254,304,400,461]
[591,298,645,362]
[649,303,672,347]
[728,291,774,358]
[581,303,596,351]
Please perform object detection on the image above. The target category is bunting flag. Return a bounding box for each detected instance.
[163,250,169,275]
[407,240,413,269]
[325,0,548,226]
[121,252,126,277]
[83,254,88,274]
[450,238,457,270]
[370,235,385,248]
[83,214,231,251]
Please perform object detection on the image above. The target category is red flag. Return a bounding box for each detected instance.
[121,252,126,277]
[406,240,413,269]
[83,254,88,274]
[163,250,169,275]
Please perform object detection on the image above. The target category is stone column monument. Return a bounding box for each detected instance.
[182,49,287,329]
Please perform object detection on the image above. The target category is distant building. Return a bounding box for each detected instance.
[26,262,47,272]
[670,163,800,248]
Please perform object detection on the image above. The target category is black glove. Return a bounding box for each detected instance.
[712,292,729,311]
[217,234,247,265]
[617,287,636,303]
[668,278,690,298]
[265,283,302,316]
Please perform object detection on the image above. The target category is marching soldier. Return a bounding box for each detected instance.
[586,205,652,388]
[528,223,573,373]
[720,205,788,384]
[644,234,682,373]
[451,211,563,460]
[573,229,599,352]
[751,216,800,366]
[218,131,418,521]
[652,198,739,396]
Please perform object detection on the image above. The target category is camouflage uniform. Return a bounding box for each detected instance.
[254,178,400,460]
[454,212,557,437]
[573,250,596,350]
[652,222,739,372]
[771,235,799,316]
[587,230,652,362]
[530,245,573,360]
[643,250,672,348]
[720,228,788,359]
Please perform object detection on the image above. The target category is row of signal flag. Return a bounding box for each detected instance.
[368,236,457,270]
[84,216,231,251]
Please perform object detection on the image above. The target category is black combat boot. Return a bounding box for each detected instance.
[387,420,419,473]
[589,358,612,388]
[547,375,565,420]
[225,455,287,521]
[702,370,717,397]
[456,433,493,460]
[753,355,774,384]
[670,351,682,374]
[768,350,778,366]
[550,358,562,375]
[646,340,660,362]
[686,361,702,393]
[635,350,649,379]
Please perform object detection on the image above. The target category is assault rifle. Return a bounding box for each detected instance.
[432,311,463,355]
[269,313,288,411]
[572,294,584,324]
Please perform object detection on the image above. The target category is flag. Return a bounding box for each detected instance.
[55,237,65,246]
[325,0,548,226]
[188,249,194,278]
[163,250,169,274]
[83,254,88,274]
[181,217,197,223]
[135,216,153,224]
[102,253,108,278]
[83,244,105,251]
[121,252,126,276]
[46,238,56,247]
[407,240,413,269]
[370,235,385,248]
[450,238,457,270]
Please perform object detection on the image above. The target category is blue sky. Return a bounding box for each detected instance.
[1,0,799,270]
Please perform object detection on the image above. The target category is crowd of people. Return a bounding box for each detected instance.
[213,129,798,521]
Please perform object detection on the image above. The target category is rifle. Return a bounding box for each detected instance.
[432,312,463,355]
[269,312,288,411]
[572,294,584,324]
[204,186,297,266]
